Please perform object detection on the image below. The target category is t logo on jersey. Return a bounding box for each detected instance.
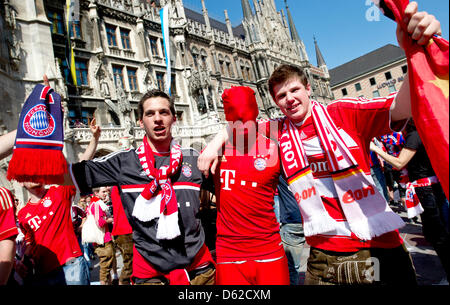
[28,216,42,231]
[220,169,236,191]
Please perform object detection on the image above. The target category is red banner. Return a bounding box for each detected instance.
[380,0,449,199]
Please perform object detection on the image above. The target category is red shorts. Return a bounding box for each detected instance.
[132,243,214,285]
[216,256,290,285]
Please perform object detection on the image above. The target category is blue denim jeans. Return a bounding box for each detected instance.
[280,223,305,285]
[370,166,389,202]
[63,256,91,285]
[273,195,280,222]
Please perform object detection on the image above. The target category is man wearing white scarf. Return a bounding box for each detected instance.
[66,90,216,285]
[199,2,441,285]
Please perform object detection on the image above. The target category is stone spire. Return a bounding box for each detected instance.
[284,0,299,41]
[201,0,211,31]
[252,0,260,15]
[314,36,326,68]
[284,0,308,62]
[224,9,234,38]
[241,0,253,19]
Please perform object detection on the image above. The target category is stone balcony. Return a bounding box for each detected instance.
[71,122,225,146]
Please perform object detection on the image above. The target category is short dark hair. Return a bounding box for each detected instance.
[138,89,175,119]
[268,64,309,100]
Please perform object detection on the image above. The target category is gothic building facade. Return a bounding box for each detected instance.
[0,0,332,198]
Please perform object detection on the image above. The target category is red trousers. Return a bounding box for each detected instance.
[216,256,290,285]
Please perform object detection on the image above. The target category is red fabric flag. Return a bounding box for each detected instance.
[377,0,449,199]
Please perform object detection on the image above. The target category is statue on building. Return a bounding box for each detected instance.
[4,1,21,71]
[143,64,158,92]
[100,78,111,98]
[115,77,134,138]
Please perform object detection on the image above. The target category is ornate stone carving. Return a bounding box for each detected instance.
[4,0,21,71]
[115,78,133,138]
[116,78,131,113]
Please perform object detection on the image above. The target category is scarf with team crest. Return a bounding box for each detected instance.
[405,176,440,219]
[7,84,67,184]
[279,101,405,240]
[132,136,183,240]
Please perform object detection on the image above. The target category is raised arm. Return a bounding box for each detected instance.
[390,1,442,122]
[78,118,101,162]
[370,141,416,170]
[197,126,229,177]
[61,118,100,186]
[0,130,17,161]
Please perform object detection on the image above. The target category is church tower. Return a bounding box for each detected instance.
[314,36,329,77]
[284,0,309,62]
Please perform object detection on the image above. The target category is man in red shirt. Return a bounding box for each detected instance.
[199,2,441,285]
[0,187,18,285]
[214,86,289,285]
[17,119,101,285]
[110,186,133,285]
[0,130,18,285]
[89,186,114,285]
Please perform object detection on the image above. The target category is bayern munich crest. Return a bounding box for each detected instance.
[43,199,53,208]
[161,183,173,201]
[23,104,56,138]
[182,165,192,177]
[254,158,267,171]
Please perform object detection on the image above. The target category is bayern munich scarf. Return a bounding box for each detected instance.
[132,136,182,240]
[279,101,405,240]
[7,84,67,184]
[405,176,439,219]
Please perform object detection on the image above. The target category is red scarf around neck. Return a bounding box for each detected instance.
[132,136,183,240]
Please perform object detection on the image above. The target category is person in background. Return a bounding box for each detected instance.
[16,118,100,285]
[110,186,134,285]
[90,187,114,285]
[276,176,305,285]
[369,138,390,202]
[371,120,449,284]
[379,132,408,208]
[0,186,18,285]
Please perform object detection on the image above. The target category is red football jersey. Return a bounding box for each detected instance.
[214,132,284,263]
[18,186,82,275]
[110,186,132,236]
[0,187,18,241]
[262,95,404,252]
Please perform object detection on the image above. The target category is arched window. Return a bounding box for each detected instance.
[245,64,252,81]
[218,54,225,76]
[239,60,246,80]
[200,49,208,70]
[191,47,199,69]
[225,56,233,78]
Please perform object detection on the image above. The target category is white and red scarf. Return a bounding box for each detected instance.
[279,101,405,241]
[132,137,183,240]
[405,176,439,219]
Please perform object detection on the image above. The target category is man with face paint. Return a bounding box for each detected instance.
[213,86,289,285]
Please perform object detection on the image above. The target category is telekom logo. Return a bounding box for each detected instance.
[28,216,42,231]
[220,170,236,191]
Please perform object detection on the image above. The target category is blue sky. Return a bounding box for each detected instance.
[182,0,449,69]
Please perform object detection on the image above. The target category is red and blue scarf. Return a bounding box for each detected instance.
[7,84,67,184]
